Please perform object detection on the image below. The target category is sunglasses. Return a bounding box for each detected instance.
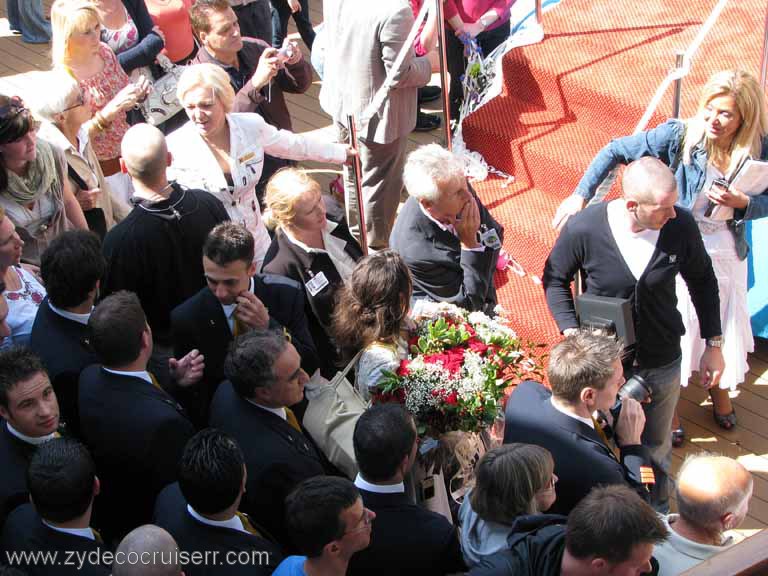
[0,96,28,122]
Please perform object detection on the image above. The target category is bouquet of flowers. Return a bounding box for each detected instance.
[378,302,543,436]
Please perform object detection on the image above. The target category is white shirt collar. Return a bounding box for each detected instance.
[245,398,286,420]
[282,220,338,254]
[354,474,405,494]
[6,422,57,446]
[550,397,595,429]
[102,368,153,386]
[187,505,248,534]
[42,521,95,541]
[48,301,92,325]
[219,277,254,323]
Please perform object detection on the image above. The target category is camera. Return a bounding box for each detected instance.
[596,374,651,439]
[276,45,295,64]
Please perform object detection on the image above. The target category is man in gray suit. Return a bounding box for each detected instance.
[320,0,432,250]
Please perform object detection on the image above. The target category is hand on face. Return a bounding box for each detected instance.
[235,290,270,331]
[455,196,481,248]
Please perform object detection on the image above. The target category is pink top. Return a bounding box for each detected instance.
[101,6,140,55]
[409,0,428,56]
[443,0,515,30]
[145,0,195,63]
[79,43,132,161]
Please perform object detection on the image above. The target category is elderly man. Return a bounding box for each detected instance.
[320,0,433,250]
[543,157,724,513]
[390,144,503,313]
[113,525,183,576]
[209,329,332,548]
[654,455,753,576]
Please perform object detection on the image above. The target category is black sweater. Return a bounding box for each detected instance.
[543,202,721,368]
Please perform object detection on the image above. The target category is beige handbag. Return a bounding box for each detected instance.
[302,353,368,480]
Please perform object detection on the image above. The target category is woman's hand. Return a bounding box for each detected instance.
[288,0,301,12]
[102,77,151,121]
[706,183,749,210]
[461,21,485,38]
[76,188,101,211]
[151,25,166,44]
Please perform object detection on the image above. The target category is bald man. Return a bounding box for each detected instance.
[654,455,753,575]
[102,125,229,384]
[543,157,723,513]
[113,525,183,576]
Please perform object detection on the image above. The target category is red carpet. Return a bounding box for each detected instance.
[464,0,768,346]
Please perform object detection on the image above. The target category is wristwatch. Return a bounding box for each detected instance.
[706,336,724,348]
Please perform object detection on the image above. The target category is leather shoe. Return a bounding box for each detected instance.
[418,86,442,104]
[414,111,441,132]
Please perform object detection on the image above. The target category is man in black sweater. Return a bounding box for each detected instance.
[543,157,724,513]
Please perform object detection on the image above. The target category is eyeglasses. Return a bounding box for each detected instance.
[343,507,374,535]
[62,91,86,113]
[0,96,28,122]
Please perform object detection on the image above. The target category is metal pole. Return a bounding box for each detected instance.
[671,51,685,118]
[762,0,768,90]
[435,0,452,150]
[347,114,368,256]
[535,0,543,27]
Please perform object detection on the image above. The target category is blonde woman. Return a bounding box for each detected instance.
[167,63,352,269]
[262,168,362,376]
[553,70,768,434]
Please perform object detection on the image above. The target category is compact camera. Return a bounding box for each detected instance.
[276,45,295,64]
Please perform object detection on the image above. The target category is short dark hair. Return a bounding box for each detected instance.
[27,438,96,523]
[179,429,245,515]
[224,329,287,398]
[189,0,231,38]
[353,404,415,482]
[0,347,47,409]
[566,485,668,564]
[285,476,360,558]
[203,222,255,267]
[40,230,105,308]
[88,291,147,367]
[548,331,624,404]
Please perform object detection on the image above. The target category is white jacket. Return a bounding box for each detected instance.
[167,113,347,264]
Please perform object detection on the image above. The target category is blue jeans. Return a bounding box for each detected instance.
[6,0,51,43]
[634,356,681,514]
[270,0,315,50]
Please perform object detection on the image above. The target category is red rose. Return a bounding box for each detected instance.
[397,359,411,376]
[467,338,489,354]
[446,391,459,406]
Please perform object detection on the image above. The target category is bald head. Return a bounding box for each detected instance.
[677,455,753,532]
[113,525,181,576]
[622,157,677,204]
[120,124,169,185]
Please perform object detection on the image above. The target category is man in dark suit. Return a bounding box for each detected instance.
[0,348,60,528]
[390,144,503,313]
[348,404,465,576]
[154,429,282,575]
[209,329,330,548]
[504,332,654,515]
[30,231,104,437]
[172,222,317,426]
[1,438,110,575]
[79,292,199,543]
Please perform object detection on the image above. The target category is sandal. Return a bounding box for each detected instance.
[713,408,737,430]
[671,427,685,448]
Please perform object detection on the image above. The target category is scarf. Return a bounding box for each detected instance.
[4,139,57,204]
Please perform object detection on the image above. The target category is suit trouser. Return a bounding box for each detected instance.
[635,356,681,514]
[232,0,273,44]
[338,125,408,251]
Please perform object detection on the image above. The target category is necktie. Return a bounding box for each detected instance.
[235,511,263,537]
[92,528,104,544]
[149,372,163,392]
[233,316,246,337]
[591,416,616,454]
[285,407,302,432]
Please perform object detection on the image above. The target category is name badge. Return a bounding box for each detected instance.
[305,272,330,296]
[238,151,256,164]
[480,226,501,250]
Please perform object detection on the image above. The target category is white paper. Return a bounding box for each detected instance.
[731,159,768,197]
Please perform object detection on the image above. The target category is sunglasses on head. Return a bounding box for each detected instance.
[0,96,28,122]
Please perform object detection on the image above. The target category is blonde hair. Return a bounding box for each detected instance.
[264,168,322,229]
[51,0,101,66]
[683,70,768,175]
[176,63,235,113]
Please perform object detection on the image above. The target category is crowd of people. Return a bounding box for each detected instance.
[0,0,766,575]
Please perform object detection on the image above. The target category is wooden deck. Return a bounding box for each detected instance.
[3,1,768,535]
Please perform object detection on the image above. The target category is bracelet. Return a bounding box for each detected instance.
[93,111,111,132]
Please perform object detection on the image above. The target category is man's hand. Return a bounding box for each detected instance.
[455,197,481,249]
[288,0,301,12]
[76,187,101,211]
[614,398,645,447]
[251,48,280,91]
[281,39,303,65]
[169,349,205,388]
[551,194,586,231]
[235,291,270,331]
[699,345,725,389]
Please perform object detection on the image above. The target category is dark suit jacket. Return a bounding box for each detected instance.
[209,382,327,548]
[0,504,110,575]
[389,189,503,313]
[30,298,98,437]
[171,274,318,427]
[78,366,196,542]
[347,488,465,576]
[153,483,282,575]
[503,381,652,515]
[262,218,363,376]
[0,422,37,529]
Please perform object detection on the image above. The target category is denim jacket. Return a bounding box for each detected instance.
[574,119,768,260]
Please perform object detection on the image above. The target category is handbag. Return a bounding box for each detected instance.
[302,352,368,479]
[139,54,185,126]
